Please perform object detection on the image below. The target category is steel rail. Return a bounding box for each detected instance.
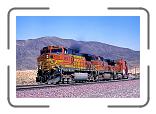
[16,77,139,90]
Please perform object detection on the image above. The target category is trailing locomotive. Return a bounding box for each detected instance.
[36,46,128,84]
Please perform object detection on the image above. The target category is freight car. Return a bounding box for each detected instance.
[36,46,128,84]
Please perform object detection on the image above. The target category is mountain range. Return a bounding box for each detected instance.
[16,36,140,70]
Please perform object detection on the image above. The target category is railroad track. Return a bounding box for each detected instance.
[16,77,139,90]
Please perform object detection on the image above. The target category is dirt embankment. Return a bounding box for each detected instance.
[128,67,140,74]
[16,70,37,85]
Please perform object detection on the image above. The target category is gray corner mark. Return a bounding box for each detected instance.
[107,6,150,108]
[7,66,50,108]
[7,7,50,108]
[107,65,150,108]
[7,7,50,49]
[108,7,150,50]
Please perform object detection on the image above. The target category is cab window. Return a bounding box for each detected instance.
[51,48,62,54]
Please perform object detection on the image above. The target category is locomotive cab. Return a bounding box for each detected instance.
[37,46,65,69]
[36,46,67,84]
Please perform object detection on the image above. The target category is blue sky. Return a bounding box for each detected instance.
[16,16,140,51]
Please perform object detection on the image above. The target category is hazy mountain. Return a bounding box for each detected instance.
[16,36,140,70]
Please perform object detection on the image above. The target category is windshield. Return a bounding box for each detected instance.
[51,48,62,54]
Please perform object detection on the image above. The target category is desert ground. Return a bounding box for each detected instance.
[16,70,37,85]
[17,79,140,98]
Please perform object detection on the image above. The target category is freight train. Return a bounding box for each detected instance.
[36,45,128,84]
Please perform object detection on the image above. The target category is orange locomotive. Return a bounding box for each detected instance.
[36,46,128,84]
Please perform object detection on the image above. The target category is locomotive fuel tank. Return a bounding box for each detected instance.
[73,73,88,81]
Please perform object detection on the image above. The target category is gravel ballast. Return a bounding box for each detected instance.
[16,80,140,98]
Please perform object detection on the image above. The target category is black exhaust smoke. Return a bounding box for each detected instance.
[70,43,82,54]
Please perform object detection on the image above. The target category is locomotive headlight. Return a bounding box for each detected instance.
[46,54,49,59]
[39,66,42,69]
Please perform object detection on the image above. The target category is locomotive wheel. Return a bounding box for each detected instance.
[113,74,118,80]
[67,78,69,84]
[40,77,45,83]
[62,78,65,84]
[125,76,128,79]
[47,80,52,85]
[67,78,72,84]
[122,75,128,79]
[94,76,98,82]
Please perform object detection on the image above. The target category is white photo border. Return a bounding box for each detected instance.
[7,6,150,109]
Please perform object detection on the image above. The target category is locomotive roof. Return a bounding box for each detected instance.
[41,46,123,62]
